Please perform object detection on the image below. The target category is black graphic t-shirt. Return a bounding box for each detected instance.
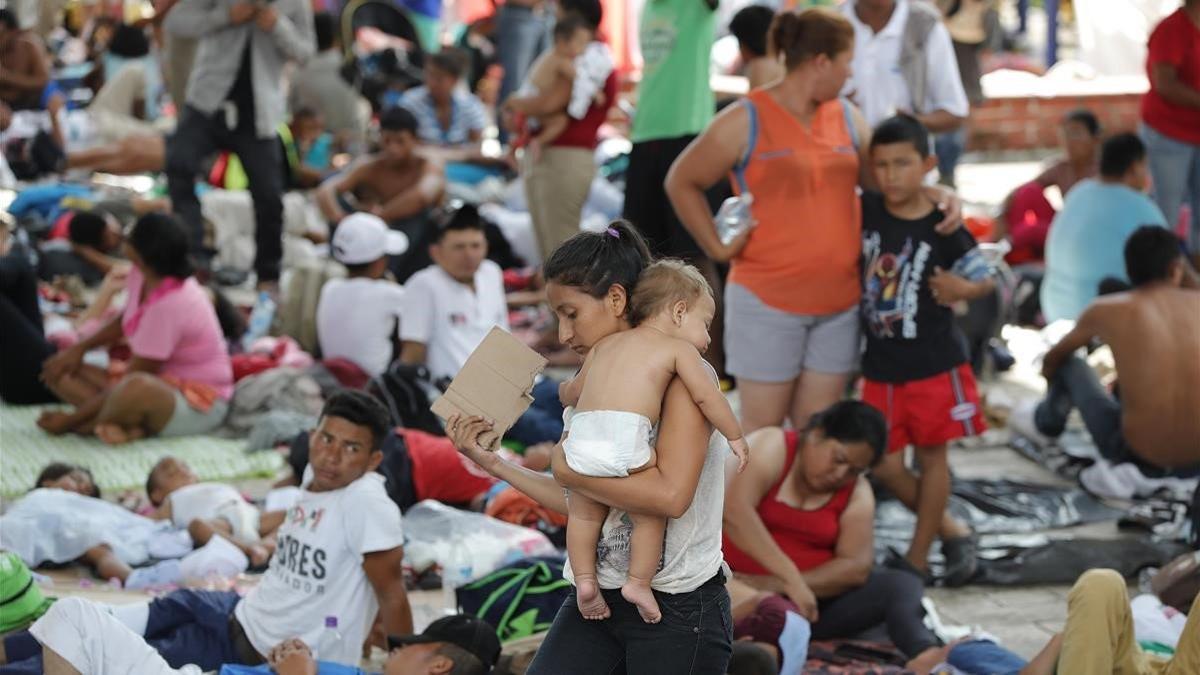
[860,191,989,383]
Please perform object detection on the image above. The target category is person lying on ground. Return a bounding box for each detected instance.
[557,257,749,624]
[724,403,946,672]
[316,106,445,282]
[6,470,188,589]
[37,210,126,287]
[1012,226,1200,473]
[144,456,286,568]
[1016,568,1199,675]
[1,599,498,675]
[36,212,235,444]
[1040,132,1169,322]
[444,222,736,675]
[316,212,408,378]
[858,114,994,586]
[2,391,413,673]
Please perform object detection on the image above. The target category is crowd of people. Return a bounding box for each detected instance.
[1,0,1199,673]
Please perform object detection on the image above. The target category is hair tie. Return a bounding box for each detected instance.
[606,227,620,239]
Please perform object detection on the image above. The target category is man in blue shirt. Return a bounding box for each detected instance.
[1041,133,1168,322]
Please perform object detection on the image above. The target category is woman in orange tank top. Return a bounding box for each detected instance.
[667,7,959,433]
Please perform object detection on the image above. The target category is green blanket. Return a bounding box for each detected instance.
[0,405,283,499]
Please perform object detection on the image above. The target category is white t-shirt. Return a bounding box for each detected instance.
[234,473,404,665]
[399,261,510,382]
[167,482,259,540]
[316,277,406,377]
[841,0,969,127]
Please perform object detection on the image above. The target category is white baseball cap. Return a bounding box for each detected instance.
[331,212,409,265]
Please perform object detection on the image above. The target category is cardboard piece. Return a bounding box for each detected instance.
[431,327,549,450]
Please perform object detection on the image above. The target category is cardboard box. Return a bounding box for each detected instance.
[431,327,549,450]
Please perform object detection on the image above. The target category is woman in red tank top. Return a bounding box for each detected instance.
[722,402,942,667]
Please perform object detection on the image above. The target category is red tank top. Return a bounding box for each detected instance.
[722,430,858,575]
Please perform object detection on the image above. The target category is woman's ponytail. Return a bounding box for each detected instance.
[543,219,653,300]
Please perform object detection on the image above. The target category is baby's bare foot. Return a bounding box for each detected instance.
[621,577,661,624]
[576,574,611,620]
[95,423,131,445]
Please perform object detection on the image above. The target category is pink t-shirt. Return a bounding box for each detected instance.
[122,267,234,400]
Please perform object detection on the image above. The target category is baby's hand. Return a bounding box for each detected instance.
[729,437,750,473]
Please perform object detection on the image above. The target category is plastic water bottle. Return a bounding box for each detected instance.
[441,540,475,614]
[242,291,276,350]
[313,616,343,662]
[714,193,756,245]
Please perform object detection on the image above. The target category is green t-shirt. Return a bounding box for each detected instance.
[631,0,717,142]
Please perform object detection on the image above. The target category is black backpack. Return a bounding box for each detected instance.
[366,362,445,437]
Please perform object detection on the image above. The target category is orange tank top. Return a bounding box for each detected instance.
[728,89,862,315]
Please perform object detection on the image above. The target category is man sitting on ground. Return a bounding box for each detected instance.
[399,204,509,386]
[316,212,409,378]
[316,106,446,283]
[38,210,125,287]
[1013,226,1200,474]
[1,390,413,672]
[1040,132,1168,322]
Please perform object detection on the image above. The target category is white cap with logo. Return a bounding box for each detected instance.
[331,212,409,265]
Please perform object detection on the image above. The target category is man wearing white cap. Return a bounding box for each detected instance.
[316,213,410,377]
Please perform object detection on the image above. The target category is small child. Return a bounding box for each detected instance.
[35,462,99,498]
[146,456,285,567]
[858,114,994,586]
[508,13,601,162]
[558,258,749,624]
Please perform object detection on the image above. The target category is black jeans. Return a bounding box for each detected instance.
[811,568,939,658]
[527,573,733,675]
[623,135,700,259]
[166,105,284,282]
[0,254,58,404]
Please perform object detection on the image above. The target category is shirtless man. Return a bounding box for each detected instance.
[316,105,445,281]
[0,9,49,109]
[316,106,445,228]
[1012,226,1200,471]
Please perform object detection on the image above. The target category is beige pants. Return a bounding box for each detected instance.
[1058,568,1200,674]
[522,146,595,259]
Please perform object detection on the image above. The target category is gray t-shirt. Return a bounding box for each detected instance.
[562,381,730,593]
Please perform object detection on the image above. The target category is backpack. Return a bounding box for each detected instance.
[366,362,445,436]
[457,556,572,643]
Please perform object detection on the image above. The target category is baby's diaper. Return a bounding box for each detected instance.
[563,410,654,478]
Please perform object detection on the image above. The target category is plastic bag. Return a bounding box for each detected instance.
[402,500,556,580]
[1131,593,1187,649]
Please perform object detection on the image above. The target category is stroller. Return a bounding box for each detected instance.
[339,0,426,112]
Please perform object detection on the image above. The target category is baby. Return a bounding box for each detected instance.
[146,457,284,567]
[558,259,749,624]
[508,13,600,162]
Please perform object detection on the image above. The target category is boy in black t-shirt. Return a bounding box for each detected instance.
[859,115,995,587]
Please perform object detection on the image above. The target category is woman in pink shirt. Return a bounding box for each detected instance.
[38,213,234,444]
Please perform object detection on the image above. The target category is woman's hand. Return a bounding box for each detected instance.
[783,576,819,622]
[446,414,501,471]
[41,344,84,384]
[550,443,577,488]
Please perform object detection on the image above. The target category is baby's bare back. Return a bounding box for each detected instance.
[527,52,573,99]
[574,328,682,423]
[1100,288,1200,467]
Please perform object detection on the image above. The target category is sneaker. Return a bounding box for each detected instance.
[883,548,933,586]
[940,535,979,587]
[1008,399,1055,446]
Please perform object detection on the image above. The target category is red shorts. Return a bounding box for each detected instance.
[862,364,987,453]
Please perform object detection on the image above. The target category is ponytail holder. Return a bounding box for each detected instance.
[605,227,621,239]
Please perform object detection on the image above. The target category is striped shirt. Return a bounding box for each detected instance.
[393,86,489,147]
